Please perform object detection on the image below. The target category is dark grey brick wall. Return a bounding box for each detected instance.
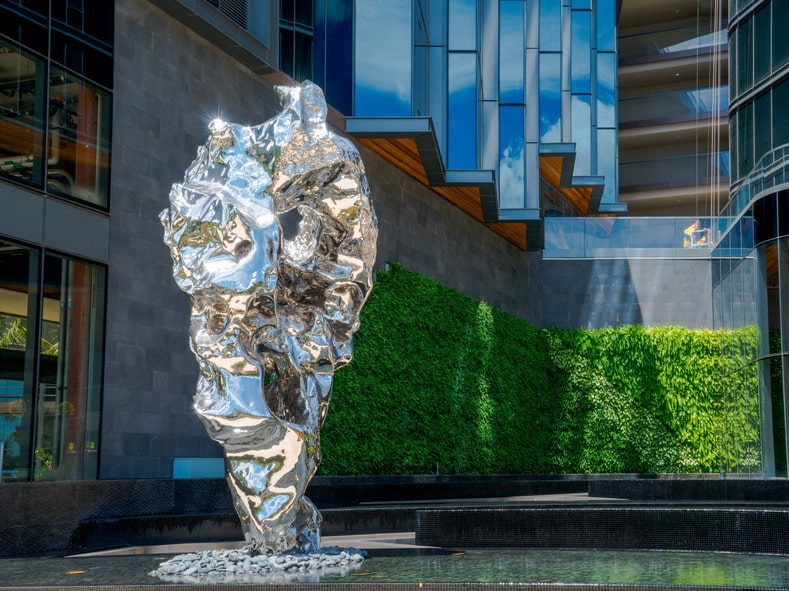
[104,0,541,478]
[542,258,713,329]
[105,0,283,478]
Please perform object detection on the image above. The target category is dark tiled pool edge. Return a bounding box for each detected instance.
[0,582,785,591]
[416,506,789,554]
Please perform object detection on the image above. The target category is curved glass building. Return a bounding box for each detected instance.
[714,0,789,477]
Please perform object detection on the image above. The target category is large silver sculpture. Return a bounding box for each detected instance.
[160,81,377,554]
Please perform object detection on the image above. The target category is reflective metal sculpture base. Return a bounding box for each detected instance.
[160,81,377,554]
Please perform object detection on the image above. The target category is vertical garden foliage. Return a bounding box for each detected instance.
[717,325,763,473]
[321,263,554,475]
[547,326,725,473]
[320,264,754,475]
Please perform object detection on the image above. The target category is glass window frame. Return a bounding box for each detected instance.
[0,238,106,483]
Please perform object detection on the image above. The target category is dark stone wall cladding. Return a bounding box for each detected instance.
[4,476,789,557]
[589,477,789,501]
[106,0,542,479]
[415,507,789,554]
[0,479,232,557]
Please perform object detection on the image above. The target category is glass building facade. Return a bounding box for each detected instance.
[713,0,789,477]
[0,2,110,481]
[617,0,729,217]
[349,0,622,226]
[0,0,113,208]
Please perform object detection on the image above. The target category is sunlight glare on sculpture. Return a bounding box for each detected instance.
[160,81,377,554]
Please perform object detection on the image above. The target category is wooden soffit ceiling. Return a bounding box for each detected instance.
[539,155,595,215]
[355,135,528,250]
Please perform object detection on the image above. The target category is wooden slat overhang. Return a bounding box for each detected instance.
[353,134,528,250]
[345,121,620,251]
[539,155,595,215]
[346,117,532,250]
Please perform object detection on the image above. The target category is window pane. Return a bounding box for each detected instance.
[754,192,777,245]
[48,68,112,207]
[596,0,615,52]
[499,105,524,208]
[596,52,616,128]
[52,0,113,47]
[775,356,788,475]
[280,27,294,74]
[571,11,590,94]
[294,31,313,81]
[281,0,295,22]
[499,1,524,103]
[448,52,477,169]
[754,4,770,83]
[540,53,561,141]
[754,90,771,167]
[35,254,105,481]
[736,18,752,96]
[0,240,39,482]
[448,0,476,51]
[354,0,411,116]
[539,0,561,52]
[765,242,781,355]
[737,101,753,179]
[730,28,737,98]
[295,0,313,27]
[571,93,591,175]
[83,1,113,46]
[774,78,789,149]
[774,0,789,70]
[0,38,47,188]
[597,127,616,204]
[49,30,113,89]
[730,109,739,183]
[429,46,448,161]
[315,0,352,114]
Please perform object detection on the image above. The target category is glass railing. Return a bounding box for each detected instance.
[543,216,730,258]
[619,87,729,127]
[620,152,729,191]
[618,21,728,62]
[719,144,789,233]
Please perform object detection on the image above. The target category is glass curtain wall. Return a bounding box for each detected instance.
[280,0,314,82]
[0,239,106,482]
[730,1,789,188]
[713,191,789,477]
[352,0,617,212]
[0,3,112,209]
[716,0,789,478]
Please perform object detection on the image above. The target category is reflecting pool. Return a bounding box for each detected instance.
[1,547,788,587]
[322,548,789,587]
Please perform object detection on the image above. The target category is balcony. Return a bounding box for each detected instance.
[544,216,726,258]
[620,152,730,194]
[619,87,729,129]
[619,22,728,65]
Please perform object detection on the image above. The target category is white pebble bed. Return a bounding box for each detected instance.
[149,546,367,583]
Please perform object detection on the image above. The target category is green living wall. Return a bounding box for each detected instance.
[320,264,750,475]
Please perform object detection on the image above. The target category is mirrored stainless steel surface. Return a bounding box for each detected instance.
[161,81,377,554]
